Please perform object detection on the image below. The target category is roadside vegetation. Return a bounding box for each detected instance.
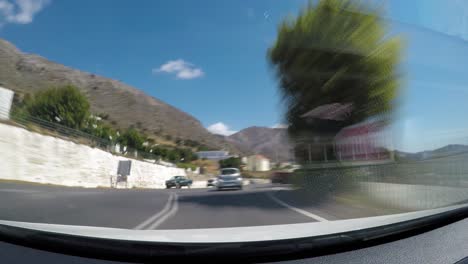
[11,85,202,165]
[219,157,242,169]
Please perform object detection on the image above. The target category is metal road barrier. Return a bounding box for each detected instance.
[0,107,164,164]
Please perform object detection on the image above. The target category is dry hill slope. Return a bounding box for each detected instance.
[0,38,234,151]
[226,126,293,162]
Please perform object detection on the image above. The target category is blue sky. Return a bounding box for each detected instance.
[1,0,468,152]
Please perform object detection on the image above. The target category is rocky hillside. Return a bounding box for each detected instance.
[0,38,235,151]
[226,126,293,162]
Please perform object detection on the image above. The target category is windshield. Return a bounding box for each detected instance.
[221,169,239,175]
[1,0,468,260]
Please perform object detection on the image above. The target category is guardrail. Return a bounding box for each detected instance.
[0,107,173,165]
[2,108,110,149]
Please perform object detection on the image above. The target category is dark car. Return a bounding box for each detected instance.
[165,176,193,189]
[271,171,292,184]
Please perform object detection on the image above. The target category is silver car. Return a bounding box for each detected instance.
[216,168,243,190]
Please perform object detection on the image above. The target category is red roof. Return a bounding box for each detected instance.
[335,120,385,139]
[250,154,268,160]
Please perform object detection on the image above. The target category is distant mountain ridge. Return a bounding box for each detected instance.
[224,126,293,162]
[0,38,236,151]
[395,144,468,161]
[223,125,468,163]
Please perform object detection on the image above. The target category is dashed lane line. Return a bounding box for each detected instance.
[267,192,329,222]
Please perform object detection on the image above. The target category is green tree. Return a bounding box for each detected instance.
[10,92,32,119]
[119,128,145,150]
[96,124,116,141]
[82,116,117,141]
[167,149,180,162]
[146,138,155,145]
[177,148,197,162]
[269,0,403,162]
[25,85,90,129]
[219,157,242,169]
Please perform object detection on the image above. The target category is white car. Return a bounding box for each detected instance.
[216,168,243,190]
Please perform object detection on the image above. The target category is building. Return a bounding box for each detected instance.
[245,155,270,172]
[334,120,393,163]
[195,150,231,160]
[0,86,14,120]
[241,157,248,164]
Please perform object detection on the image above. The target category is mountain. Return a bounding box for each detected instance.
[431,144,468,155]
[395,144,468,161]
[0,38,235,151]
[226,126,293,162]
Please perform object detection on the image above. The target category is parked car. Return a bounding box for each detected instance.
[165,176,192,189]
[216,168,243,190]
[207,178,217,187]
[271,171,292,184]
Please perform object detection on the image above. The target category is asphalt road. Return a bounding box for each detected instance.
[0,182,404,230]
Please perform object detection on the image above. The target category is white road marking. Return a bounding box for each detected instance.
[271,186,294,191]
[267,192,329,222]
[146,193,179,229]
[133,193,174,230]
[0,189,41,193]
[2,203,467,242]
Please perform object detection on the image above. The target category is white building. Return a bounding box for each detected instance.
[334,120,393,163]
[0,86,14,120]
[245,155,270,172]
[241,157,248,164]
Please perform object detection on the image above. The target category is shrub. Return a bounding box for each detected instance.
[219,157,242,168]
[25,85,90,129]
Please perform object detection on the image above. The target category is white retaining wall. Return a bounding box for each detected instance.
[0,123,185,188]
[123,158,186,189]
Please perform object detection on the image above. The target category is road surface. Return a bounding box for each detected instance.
[0,181,405,230]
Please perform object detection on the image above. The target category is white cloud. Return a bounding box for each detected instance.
[153,59,204,80]
[271,123,288,129]
[207,122,237,136]
[0,0,50,26]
